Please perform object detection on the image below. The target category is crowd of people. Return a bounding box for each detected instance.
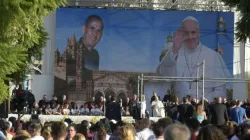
[8,89,250,140]
[1,107,250,140]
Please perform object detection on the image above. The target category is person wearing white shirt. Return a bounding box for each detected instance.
[51,108,57,114]
[95,108,101,116]
[97,107,104,116]
[45,104,52,115]
[70,108,75,115]
[52,104,61,114]
[136,118,154,140]
[91,106,97,115]
[157,16,231,102]
[28,123,45,140]
[151,96,165,117]
[80,105,90,115]
[63,104,70,115]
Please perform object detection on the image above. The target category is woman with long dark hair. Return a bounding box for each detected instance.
[93,121,110,140]
[77,120,93,140]
[197,125,227,140]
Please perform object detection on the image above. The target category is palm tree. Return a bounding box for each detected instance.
[221,0,250,42]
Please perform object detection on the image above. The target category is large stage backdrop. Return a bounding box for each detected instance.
[55,8,234,104]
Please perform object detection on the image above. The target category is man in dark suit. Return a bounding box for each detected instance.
[209,97,229,127]
[129,95,141,120]
[177,97,194,123]
[162,90,171,104]
[106,96,121,121]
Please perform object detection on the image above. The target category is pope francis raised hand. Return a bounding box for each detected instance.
[157,16,231,102]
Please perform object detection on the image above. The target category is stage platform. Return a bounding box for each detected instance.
[8,114,160,125]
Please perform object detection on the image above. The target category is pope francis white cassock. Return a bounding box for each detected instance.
[157,16,231,102]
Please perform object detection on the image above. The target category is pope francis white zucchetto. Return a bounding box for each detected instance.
[157,16,231,102]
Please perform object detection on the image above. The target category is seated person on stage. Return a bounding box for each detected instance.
[45,104,52,115]
[121,107,126,116]
[79,105,84,114]
[63,103,70,115]
[70,102,79,115]
[53,104,62,115]
[80,103,90,115]
[70,107,79,115]
[90,105,97,115]
[97,106,104,116]
[50,95,58,109]
[31,103,41,115]
[91,105,102,116]
[41,104,46,114]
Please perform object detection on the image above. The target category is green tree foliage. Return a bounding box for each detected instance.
[221,0,250,42]
[8,26,48,84]
[0,0,66,103]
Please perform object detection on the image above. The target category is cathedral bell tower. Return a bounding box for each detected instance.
[76,43,83,91]
[160,32,173,62]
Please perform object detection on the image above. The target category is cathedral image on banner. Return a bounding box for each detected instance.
[54,33,156,103]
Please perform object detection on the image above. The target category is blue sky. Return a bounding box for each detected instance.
[56,8,234,74]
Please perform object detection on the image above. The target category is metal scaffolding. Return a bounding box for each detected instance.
[66,0,232,11]
[138,60,206,107]
[138,60,250,108]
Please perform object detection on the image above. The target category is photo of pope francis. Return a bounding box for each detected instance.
[157,16,231,102]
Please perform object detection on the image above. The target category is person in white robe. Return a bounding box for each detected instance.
[151,96,165,117]
[157,16,231,102]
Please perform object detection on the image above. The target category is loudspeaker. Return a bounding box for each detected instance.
[0,100,8,118]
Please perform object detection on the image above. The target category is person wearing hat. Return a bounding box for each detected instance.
[157,16,231,102]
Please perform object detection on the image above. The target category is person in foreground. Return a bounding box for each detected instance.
[164,124,191,140]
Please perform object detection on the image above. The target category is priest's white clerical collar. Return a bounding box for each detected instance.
[184,42,202,52]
